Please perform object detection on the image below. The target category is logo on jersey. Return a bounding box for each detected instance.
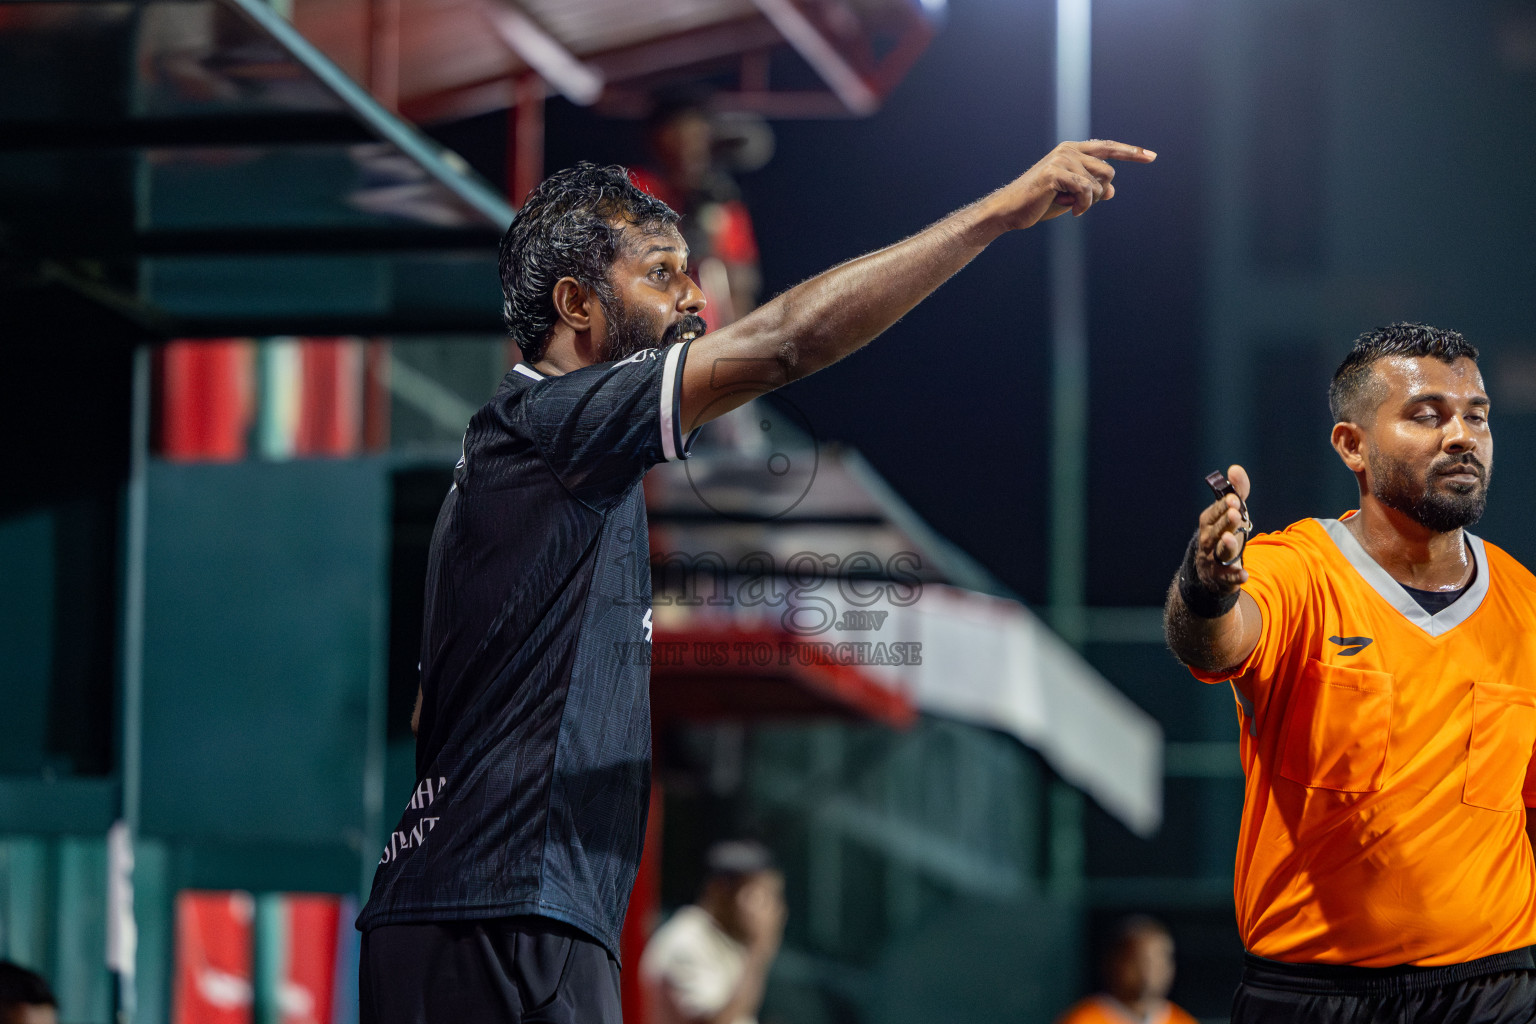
[616,348,662,367]
[1328,635,1374,657]
[643,608,653,643]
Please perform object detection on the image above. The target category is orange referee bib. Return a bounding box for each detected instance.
[1192,514,1536,967]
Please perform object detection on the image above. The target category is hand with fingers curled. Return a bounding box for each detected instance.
[987,139,1157,232]
[1178,464,1253,619]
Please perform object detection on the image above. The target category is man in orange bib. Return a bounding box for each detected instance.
[1164,323,1536,1022]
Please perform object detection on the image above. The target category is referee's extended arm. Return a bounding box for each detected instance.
[675,139,1156,433]
[1165,463,1264,674]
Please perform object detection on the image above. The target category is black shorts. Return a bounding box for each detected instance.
[1232,948,1536,1024]
[360,916,622,1024]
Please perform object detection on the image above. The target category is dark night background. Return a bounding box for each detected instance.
[430,0,1207,609]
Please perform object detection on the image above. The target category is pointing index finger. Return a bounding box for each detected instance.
[1075,139,1157,163]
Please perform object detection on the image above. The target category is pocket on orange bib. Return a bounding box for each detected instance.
[1463,680,1536,812]
[1279,660,1395,792]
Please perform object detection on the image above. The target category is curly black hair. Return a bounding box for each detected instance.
[498,163,679,362]
[1328,322,1480,424]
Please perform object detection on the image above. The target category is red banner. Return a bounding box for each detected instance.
[278,894,342,1024]
[173,891,255,1024]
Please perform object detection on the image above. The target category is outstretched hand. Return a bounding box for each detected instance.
[990,140,1156,230]
[1196,464,1252,591]
[1165,463,1262,671]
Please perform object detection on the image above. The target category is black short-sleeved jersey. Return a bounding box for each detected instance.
[356,342,698,958]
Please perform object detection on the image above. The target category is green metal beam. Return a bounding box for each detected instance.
[223,0,514,232]
[0,114,373,151]
[0,779,118,834]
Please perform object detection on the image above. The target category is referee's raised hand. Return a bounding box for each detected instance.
[1197,464,1252,590]
[1166,464,1262,673]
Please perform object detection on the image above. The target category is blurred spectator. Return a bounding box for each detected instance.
[1056,916,1197,1024]
[632,92,777,454]
[640,839,786,1024]
[0,962,57,1024]
[631,94,766,330]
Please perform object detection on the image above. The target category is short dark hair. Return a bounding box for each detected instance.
[498,163,679,362]
[1328,322,1479,424]
[1100,915,1169,979]
[0,961,56,1010]
[645,85,712,140]
[704,838,775,879]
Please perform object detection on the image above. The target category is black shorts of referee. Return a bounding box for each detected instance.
[360,916,621,1024]
[1232,948,1536,1024]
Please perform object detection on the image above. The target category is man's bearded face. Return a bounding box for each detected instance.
[598,292,708,363]
[1367,442,1490,533]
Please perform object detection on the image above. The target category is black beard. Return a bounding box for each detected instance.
[598,299,708,363]
[1368,445,1490,533]
[598,298,661,363]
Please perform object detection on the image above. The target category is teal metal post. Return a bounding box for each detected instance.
[1048,0,1092,645]
[114,345,150,1024]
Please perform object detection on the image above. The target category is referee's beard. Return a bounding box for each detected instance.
[600,296,708,364]
[1368,444,1490,533]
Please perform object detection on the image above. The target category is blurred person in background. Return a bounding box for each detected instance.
[0,962,57,1024]
[640,839,785,1024]
[1165,323,1536,1022]
[630,93,765,330]
[632,93,775,454]
[357,137,1154,1024]
[1055,916,1195,1024]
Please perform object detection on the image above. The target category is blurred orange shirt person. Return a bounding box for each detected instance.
[1191,515,1536,966]
[1056,996,1198,1024]
[1058,918,1197,1024]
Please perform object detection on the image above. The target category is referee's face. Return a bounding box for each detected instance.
[596,223,707,363]
[1359,355,1491,532]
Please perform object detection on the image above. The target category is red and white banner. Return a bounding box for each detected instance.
[173,891,255,1024]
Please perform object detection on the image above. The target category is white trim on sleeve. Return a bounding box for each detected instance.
[659,341,693,462]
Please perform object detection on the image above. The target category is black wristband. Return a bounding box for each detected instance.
[1178,534,1240,618]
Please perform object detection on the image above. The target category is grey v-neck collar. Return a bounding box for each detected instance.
[1315,517,1489,637]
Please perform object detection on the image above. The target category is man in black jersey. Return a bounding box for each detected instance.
[357,139,1155,1024]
